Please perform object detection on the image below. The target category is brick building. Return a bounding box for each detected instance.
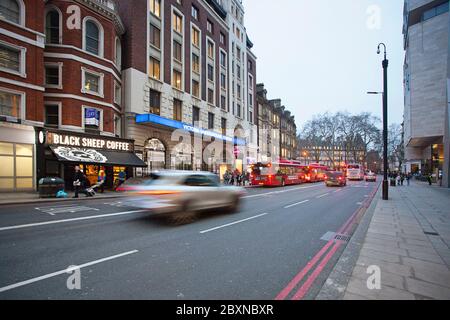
[0,0,145,192]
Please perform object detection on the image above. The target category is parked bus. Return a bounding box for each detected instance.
[346,163,365,181]
[301,163,329,183]
[250,159,306,187]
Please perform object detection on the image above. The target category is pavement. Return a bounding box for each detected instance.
[0,180,378,299]
[317,180,450,300]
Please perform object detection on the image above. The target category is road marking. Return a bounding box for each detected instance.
[334,189,342,193]
[200,213,269,234]
[0,250,138,293]
[242,184,322,199]
[356,202,363,205]
[284,200,310,209]
[0,210,146,232]
[316,193,330,199]
[35,205,99,215]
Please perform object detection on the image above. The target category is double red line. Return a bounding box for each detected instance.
[275,183,380,300]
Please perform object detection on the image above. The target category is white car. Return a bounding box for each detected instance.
[365,171,377,182]
[118,171,246,224]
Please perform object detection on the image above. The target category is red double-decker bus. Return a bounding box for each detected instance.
[302,163,329,183]
[250,159,306,187]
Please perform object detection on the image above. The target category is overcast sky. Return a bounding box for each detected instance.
[244,0,405,130]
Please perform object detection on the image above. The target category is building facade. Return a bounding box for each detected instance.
[0,0,145,192]
[118,0,257,178]
[403,0,449,186]
[256,83,296,163]
[297,145,366,170]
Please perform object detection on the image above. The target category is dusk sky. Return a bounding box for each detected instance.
[244,0,405,130]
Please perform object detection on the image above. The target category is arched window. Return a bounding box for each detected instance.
[0,0,20,24]
[85,19,100,55]
[45,9,60,44]
[144,138,166,173]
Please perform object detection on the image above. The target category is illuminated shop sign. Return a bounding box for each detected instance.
[135,114,246,146]
[45,132,132,152]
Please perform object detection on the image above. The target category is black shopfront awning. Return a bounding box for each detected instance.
[50,146,146,167]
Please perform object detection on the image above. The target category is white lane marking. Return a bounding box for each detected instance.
[35,205,99,215]
[200,213,269,234]
[316,193,330,199]
[356,202,363,205]
[284,200,310,209]
[242,184,322,199]
[0,210,146,232]
[334,189,342,193]
[0,250,138,293]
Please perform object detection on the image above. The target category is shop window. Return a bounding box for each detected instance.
[0,142,34,191]
[144,138,166,173]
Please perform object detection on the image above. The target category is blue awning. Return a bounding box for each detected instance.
[135,114,247,146]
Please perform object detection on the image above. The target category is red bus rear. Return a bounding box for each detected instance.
[301,164,329,183]
[250,160,306,187]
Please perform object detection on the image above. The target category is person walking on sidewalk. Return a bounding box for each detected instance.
[97,168,106,193]
[73,166,89,198]
[427,174,433,186]
[406,173,411,186]
[400,174,405,186]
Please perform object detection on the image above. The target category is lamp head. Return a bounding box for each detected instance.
[377,48,381,55]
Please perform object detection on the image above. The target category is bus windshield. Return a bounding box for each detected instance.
[347,164,360,169]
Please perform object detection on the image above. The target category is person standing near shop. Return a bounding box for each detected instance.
[97,168,106,193]
[117,170,127,188]
[73,166,88,198]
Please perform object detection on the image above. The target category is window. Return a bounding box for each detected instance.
[114,115,121,137]
[114,82,121,105]
[220,95,226,111]
[85,19,101,56]
[0,43,22,75]
[207,88,214,105]
[220,51,226,67]
[82,68,103,96]
[237,65,241,79]
[237,104,241,118]
[422,2,449,21]
[0,90,21,118]
[221,117,227,135]
[150,0,161,18]
[192,53,200,73]
[248,60,253,72]
[248,93,253,106]
[207,64,214,81]
[150,90,160,115]
[192,80,199,97]
[84,107,101,132]
[207,20,213,33]
[173,40,182,62]
[150,24,161,48]
[45,9,60,44]
[220,32,225,45]
[115,38,121,68]
[191,5,198,20]
[45,64,61,88]
[237,84,241,98]
[0,142,34,191]
[173,99,182,121]
[207,41,214,59]
[236,46,241,60]
[172,70,182,89]
[192,106,200,125]
[149,57,160,79]
[220,73,226,89]
[208,112,214,129]
[45,104,59,127]
[173,12,182,34]
[249,111,253,124]
[0,0,20,24]
[192,27,200,47]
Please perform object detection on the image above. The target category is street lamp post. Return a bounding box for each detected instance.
[367,43,389,200]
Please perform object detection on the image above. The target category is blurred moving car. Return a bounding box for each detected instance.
[117,171,246,224]
[325,171,347,187]
[365,171,377,182]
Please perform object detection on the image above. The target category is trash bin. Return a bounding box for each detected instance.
[39,177,65,198]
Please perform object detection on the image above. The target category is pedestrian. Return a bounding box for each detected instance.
[427,174,433,186]
[118,170,126,187]
[400,174,405,186]
[73,166,89,198]
[406,173,411,186]
[97,168,106,193]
